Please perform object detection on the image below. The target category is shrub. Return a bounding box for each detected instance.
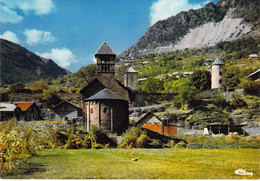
[9,82,25,93]
[136,134,151,148]
[42,89,61,107]
[149,139,163,148]
[0,119,51,176]
[90,125,117,147]
[119,127,150,148]
[174,141,187,148]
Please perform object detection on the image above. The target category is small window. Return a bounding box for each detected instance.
[219,79,222,84]
[219,71,222,76]
[103,108,107,113]
[90,108,93,114]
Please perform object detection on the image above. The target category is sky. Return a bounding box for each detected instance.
[0,0,218,73]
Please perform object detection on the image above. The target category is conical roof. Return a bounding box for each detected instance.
[85,88,125,101]
[95,41,116,55]
[127,66,138,73]
[212,57,224,65]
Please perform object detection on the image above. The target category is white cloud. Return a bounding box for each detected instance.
[24,29,55,45]
[150,0,211,25]
[1,0,55,15]
[92,57,97,64]
[37,48,78,68]
[0,31,20,44]
[0,4,23,23]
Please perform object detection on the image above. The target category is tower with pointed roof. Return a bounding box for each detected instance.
[124,66,138,90]
[95,41,116,75]
[211,57,225,90]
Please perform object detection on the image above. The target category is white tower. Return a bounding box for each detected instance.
[124,67,138,90]
[211,57,224,90]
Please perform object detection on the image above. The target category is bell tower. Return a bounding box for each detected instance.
[95,41,116,75]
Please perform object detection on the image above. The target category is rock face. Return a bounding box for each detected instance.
[0,39,70,85]
[118,0,259,59]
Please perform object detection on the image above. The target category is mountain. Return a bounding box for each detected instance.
[118,0,259,59]
[0,39,70,85]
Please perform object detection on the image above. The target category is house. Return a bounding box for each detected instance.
[0,102,22,121]
[246,69,260,96]
[135,112,177,136]
[53,100,82,121]
[13,102,43,121]
[83,88,129,133]
[248,54,258,60]
[247,69,260,81]
[206,124,246,135]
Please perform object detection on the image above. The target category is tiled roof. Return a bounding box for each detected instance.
[95,41,116,55]
[85,88,125,101]
[212,57,224,65]
[13,102,34,111]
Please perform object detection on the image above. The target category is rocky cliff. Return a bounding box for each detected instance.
[118,0,259,59]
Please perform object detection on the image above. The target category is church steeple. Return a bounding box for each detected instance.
[95,41,116,75]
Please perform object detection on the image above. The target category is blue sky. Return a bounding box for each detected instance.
[0,0,218,72]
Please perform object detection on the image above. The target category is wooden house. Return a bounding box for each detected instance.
[13,102,43,121]
[135,112,177,136]
[53,100,82,121]
[0,102,22,121]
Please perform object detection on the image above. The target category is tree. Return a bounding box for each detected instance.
[225,67,240,91]
[177,79,197,109]
[9,82,25,93]
[139,77,164,93]
[189,69,211,90]
[42,89,61,107]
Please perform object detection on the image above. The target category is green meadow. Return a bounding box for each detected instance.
[3,148,259,179]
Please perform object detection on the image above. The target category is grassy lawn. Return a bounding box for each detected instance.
[3,148,259,179]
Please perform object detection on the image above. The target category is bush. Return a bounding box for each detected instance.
[0,119,51,176]
[136,134,151,148]
[42,89,61,107]
[90,125,117,147]
[174,141,187,148]
[9,82,25,93]
[119,127,151,148]
[149,139,163,148]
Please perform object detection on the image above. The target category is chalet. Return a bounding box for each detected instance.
[0,103,21,121]
[135,112,177,137]
[13,102,43,121]
[53,100,82,121]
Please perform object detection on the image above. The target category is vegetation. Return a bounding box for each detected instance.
[3,148,259,179]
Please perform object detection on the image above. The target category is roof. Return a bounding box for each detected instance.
[85,88,126,101]
[247,69,260,80]
[212,57,224,65]
[95,41,116,55]
[134,112,162,126]
[13,102,34,111]
[249,54,258,58]
[127,67,138,73]
[53,100,82,110]
[0,103,17,112]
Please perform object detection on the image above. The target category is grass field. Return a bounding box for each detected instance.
[3,148,259,179]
